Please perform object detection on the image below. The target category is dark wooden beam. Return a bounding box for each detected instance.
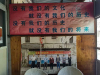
[29,48,71,51]
[97,47,100,50]
[7,33,95,37]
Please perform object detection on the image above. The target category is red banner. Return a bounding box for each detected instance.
[9,3,94,35]
[35,51,71,54]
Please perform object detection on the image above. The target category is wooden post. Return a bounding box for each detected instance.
[77,35,96,75]
[10,36,21,75]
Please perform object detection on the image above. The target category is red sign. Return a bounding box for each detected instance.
[9,3,94,35]
[0,28,2,37]
[35,51,71,54]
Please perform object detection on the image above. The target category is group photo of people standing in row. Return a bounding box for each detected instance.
[30,54,71,70]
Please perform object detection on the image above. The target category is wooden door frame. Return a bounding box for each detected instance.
[10,35,96,75]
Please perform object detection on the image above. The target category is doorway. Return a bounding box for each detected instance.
[20,36,77,75]
[9,1,96,75]
[10,35,96,75]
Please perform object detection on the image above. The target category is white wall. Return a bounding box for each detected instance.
[84,0,92,2]
[21,49,29,67]
[73,36,76,44]
[43,36,74,48]
[21,36,76,48]
[21,37,25,44]
[0,37,3,43]
[67,43,77,67]
[30,37,40,43]
[29,36,73,44]
[0,46,7,75]
[44,36,72,43]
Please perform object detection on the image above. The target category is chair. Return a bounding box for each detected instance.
[58,66,83,75]
[25,68,48,75]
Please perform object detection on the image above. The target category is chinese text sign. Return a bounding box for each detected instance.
[9,2,94,35]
